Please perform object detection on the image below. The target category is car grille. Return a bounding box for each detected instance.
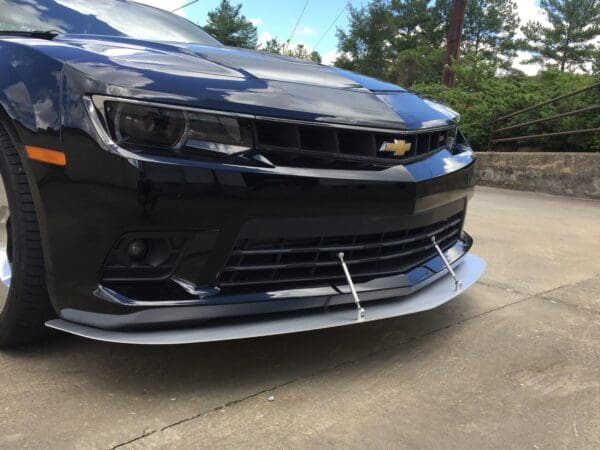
[253,119,456,169]
[218,213,464,292]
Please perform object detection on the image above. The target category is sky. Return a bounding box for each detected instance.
[138,0,552,74]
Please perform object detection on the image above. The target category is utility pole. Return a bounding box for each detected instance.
[442,0,467,87]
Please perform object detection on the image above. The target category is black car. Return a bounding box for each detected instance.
[0,0,485,346]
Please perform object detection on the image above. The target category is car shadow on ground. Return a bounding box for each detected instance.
[4,297,472,399]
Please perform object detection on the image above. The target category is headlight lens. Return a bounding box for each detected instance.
[114,103,188,149]
[103,101,253,156]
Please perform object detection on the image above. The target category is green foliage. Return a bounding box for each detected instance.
[335,0,521,85]
[462,0,520,69]
[203,0,258,49]
[288,44,322,64]
[392,47,446,86]
[413,71,600,151]
[521,0,600,72]
[594,48,600,75]
[390,0,448,49]
[261,37,285,54]
[335,0,395,79]
[259,37,322,63]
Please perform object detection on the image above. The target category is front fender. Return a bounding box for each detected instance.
[0,39,66,311]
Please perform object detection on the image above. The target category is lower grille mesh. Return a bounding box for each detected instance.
[218,213,464,292]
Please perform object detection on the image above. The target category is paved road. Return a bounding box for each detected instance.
[1,187,599,449]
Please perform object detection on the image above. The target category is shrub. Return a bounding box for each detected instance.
[412,70,600,152]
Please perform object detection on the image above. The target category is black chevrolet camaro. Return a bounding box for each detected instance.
[0,0,485,346]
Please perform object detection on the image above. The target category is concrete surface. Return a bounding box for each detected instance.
[1,186,599,449]
[476,152,600,199]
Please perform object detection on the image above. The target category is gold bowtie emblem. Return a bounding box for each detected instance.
[381,139,412,157]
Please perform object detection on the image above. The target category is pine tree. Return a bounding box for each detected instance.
[288,44,322,63]
[593,48,600,74]
[521,0,600,72]
[335,0,520,85]
[203,0,258,49]
[261,37,286,54]
[389,0,451,85]
[462,0,520,68]
[259,37,322,63]
[335,0,395,79]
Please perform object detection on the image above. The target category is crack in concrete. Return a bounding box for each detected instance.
[475,280,531,295]
[537,276,600,317]
[110,360,360,449]
[537,295,600,317]
[108,278,595,449]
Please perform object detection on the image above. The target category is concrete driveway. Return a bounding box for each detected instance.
[1,187,599,449]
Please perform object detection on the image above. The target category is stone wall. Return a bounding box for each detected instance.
[475,152,600,199]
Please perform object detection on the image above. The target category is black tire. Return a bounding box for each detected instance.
[0,122,53,347]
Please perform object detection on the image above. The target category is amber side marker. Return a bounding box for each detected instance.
[25,146,67,166]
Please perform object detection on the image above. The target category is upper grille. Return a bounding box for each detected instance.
[254,120,456,169]
[218,213,464,293]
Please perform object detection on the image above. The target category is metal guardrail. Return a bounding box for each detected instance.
[489,81,600,148]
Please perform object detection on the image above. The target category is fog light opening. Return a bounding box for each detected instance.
[127,240,148,262]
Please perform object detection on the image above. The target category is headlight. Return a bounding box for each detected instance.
[113,103,188,149]
[101,100,253,156]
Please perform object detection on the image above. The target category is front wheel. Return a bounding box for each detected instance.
[0,122,53,347]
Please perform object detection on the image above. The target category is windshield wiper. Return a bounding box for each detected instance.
[0,30,61,40]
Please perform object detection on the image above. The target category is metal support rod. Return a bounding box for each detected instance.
[493,82,600,124]
[490,127,600,144]
[492,105,600,134]
[431,237,463,292]
[338,253,366,322]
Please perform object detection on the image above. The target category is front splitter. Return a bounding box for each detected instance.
[46,254,486,346]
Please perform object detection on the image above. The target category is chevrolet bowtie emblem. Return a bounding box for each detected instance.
[380,139,412,157]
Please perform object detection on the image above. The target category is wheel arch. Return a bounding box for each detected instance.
[0,55,63,311]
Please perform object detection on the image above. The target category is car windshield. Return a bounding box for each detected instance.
[0,0,222,45]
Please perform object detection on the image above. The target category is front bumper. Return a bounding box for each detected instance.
[15,79,482,343]
[46,253,485,345]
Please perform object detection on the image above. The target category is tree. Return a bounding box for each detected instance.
[288,44,322,63]
[521,0,600,72]
[203,0,258,49]
[335,0,443,82]
[335,0,395,79]
[261,37,286,54]
[260,37,322,63]
[335,0,522,86]
[394,46,447,86]
[442,0,467,87]
[593,48,600,75]
[462,0,520,68]
[391,0,449,49]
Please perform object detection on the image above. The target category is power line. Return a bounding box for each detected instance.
[171,0,200,13]
[286,0,310,49]
[312,5,346,51]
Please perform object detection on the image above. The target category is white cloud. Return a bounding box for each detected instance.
[510,1,548,74]
[516,0,549,32]
[250,17,263,27]
[322,49,339,66]
[258,31,274,46]
[296,26,318,36]
[513,50,542,75]
[134,0,187,17]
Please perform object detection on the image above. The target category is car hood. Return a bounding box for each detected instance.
[51,35,459,130]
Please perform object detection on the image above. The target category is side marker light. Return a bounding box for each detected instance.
[25,146,67,166]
